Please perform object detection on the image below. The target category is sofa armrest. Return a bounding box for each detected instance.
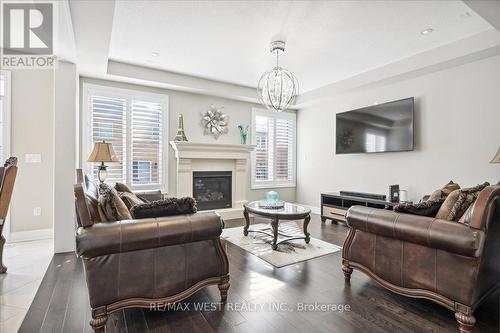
[346,206,484,257]
[76,212,223,259]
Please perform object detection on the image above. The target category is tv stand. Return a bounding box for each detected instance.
[321,192,396,224]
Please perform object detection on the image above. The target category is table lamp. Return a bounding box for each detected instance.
[490,146,500,163]
[87,141,118,183]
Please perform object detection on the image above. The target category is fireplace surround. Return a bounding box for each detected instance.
[170,141,255,219]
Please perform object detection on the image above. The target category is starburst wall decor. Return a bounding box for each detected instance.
[201,105,229,139]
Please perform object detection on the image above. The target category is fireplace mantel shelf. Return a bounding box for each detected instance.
[170,141,255,160]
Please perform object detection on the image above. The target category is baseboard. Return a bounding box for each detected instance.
[9,228,53,243]
[296,203,321,215]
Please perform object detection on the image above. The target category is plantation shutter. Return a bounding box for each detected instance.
[90,95,127,184]
[275,117,294,182]
[254,115,274,181]
[131,100,163,186]
[252,110,296,187]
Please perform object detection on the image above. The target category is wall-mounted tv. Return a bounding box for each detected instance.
[336,97,414,154]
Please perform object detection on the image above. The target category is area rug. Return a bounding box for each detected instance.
[221,222,341,268]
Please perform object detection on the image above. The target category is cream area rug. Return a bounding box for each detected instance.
[221,222,341,268]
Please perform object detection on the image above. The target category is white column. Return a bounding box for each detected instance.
[234,159,248,209]
[177,158,192,197]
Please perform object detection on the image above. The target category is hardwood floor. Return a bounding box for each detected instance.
[20,215,499,333]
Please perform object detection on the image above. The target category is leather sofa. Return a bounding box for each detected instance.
[342,184,499,333]
[74,170,230,333]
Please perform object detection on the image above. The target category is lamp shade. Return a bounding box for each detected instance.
[491,146,500,163]
[87,141,118,163]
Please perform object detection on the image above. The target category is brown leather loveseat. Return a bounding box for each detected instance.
[74,170,230,333]
[342,184,499,333]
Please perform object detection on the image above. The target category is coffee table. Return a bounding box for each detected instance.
[243,201,311,250]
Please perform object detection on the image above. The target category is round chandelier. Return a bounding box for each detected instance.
[257,41,299,112]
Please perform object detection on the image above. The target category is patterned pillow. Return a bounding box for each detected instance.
[448,182,489,222]
[130,197,197,219]
[119,191,146,210]
[394,198,445,217]
[428,181,460,201]
[98,183,132,222]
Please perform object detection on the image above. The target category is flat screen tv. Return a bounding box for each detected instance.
[336,97,414,154]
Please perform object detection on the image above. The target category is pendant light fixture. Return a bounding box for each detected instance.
[257,41,298,112]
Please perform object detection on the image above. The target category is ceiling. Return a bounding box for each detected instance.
[108,0,493,93]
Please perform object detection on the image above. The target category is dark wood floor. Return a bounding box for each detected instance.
[20,215,499,333]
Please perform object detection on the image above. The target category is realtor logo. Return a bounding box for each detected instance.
[1,2,55,68]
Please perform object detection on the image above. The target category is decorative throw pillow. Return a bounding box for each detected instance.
[448,182,489,222]
[130,197,197,219]
[428,181,461,201]
[394,198,446,217]
[435,189,460,220]
[118,191,146,210]
[98,183,132,222]
[115,182,133,193]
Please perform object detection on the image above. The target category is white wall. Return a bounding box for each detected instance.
[54,61,78,253]
[79,77,297,203]
[296,55,500,207]
[9,70,55,234]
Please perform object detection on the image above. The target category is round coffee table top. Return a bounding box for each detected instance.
[244,201,311,219]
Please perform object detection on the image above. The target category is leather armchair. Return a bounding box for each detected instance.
[74,170,229,333]
[0,157,18,274]
[342,184,499,333]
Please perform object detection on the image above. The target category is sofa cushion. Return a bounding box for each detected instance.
[435,189,460,220]
[130,197,197,219]
[115,182,133,193]
[428,180,460,201]
[98,183,132,222]
[118,191,146,210]
[449,182,490,222]
[394,198,445,217]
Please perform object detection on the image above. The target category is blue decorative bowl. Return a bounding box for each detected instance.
[266,191,280,203]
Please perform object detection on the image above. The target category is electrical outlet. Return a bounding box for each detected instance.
[33,207,42,216]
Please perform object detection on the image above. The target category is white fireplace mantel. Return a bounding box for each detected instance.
[169,141,255,219]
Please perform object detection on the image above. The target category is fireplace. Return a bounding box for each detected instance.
[193,171,232,211]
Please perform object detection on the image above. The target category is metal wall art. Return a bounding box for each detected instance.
[201,105,228,139]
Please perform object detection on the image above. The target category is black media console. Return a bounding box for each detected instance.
[321,192,396,224]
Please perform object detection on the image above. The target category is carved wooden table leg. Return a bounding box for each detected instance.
[455,312,476,333]
[90,315,108,333]
[303,214,311,243]
[243,207,250,236]
[271,217,279,250]
[0,235,7,273]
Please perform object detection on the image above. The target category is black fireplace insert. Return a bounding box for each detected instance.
[193,171,232,210]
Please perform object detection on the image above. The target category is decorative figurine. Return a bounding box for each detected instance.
[174,114,188,141]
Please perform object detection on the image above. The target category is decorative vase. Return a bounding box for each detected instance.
[238,125,249,144]
[266,191,279,203]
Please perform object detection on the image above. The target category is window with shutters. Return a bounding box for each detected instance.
[83,84,168,191]
[251,108,296,188]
